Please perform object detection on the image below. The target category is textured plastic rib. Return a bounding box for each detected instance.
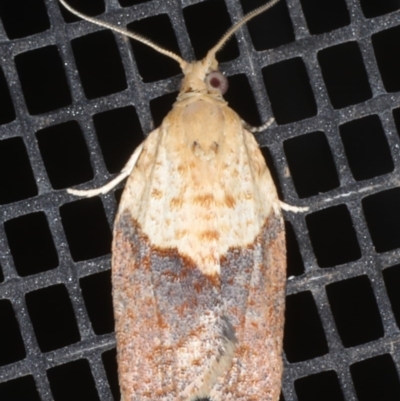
[1,0,400,400]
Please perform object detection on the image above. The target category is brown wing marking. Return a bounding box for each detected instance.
[112,210,240,401]
[210,212,286,401]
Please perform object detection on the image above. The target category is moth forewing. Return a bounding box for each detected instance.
[60,0,288,400]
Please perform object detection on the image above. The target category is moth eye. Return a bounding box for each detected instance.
[205,71,229,95]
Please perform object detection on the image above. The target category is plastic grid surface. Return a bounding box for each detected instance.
[1,0,400,400]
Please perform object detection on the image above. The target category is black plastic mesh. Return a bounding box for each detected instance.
[1,0,400,400]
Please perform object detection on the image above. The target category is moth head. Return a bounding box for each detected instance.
[179,59,228,97]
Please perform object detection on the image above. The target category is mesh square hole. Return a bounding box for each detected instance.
[0,137,37,205]
[183,0,239,62]
[119,0,150,5]
[223,74,262,127]
[362,188,400,253]
[394,107,400,137]
[71,30,127,99]
[360,0,400,18]
[295,370,345,401]
[26,284,80,352]
[4,212,59,276]
[93,106,144,174]
[299,0,350,35]
[60,197,112,261]
[372,25,400,93]
[0,299,26,366]
[80,270,114,335]
[339,115,393,181]
[127,14,181,82]
[0,0,50,39]
[240,0,294,50]
[286,221,305,277]
[284,131,340,198]
[350,354,400,401]
[306,204,361,267]
[383,264,400,330]
[326,275,384,347]
[284,291,328,363]
[262,57,317,124]
[0,67,16,125]
[318,42,372,109]
[0,375,41,401]
[36,121,93,189]
[47,359,100,401]
[15,45,72,115]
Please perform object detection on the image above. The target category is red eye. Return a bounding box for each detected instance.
[205,71,229,95]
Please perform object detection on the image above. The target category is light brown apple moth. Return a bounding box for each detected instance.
[60,0,305,399]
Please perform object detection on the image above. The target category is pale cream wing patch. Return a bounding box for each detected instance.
[117,97,280,275]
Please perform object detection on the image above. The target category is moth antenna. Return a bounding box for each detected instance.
[205,0,281,67]
[58,0,187,70]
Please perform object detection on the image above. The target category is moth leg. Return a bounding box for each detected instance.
[241,117,274,133]
[67,142,144,198]
[280,201,309,213]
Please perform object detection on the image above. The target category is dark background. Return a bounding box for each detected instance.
[1,0,400,400]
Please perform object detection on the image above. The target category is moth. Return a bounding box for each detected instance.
[60,0,304,399]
